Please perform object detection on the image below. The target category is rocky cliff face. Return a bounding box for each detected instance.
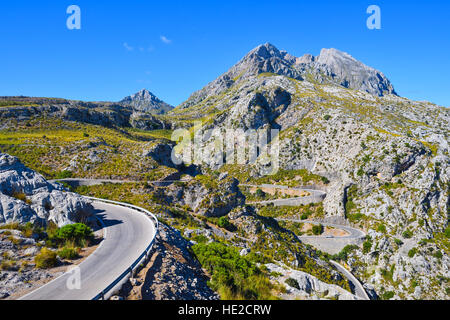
[302,48,396,97]
[265,263,359,300]
[120,89,174,115]
[121,223,219,300]
[0,153,94,227]
[165,176,246,217]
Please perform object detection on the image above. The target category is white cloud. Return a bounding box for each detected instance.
[160,35,172,44]
[123,42,134,51]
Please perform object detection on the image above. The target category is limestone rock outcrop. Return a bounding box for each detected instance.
[0,153,94,227]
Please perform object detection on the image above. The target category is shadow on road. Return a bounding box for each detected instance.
[93,209,123,231]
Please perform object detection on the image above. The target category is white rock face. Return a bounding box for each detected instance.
[313,48,396,96]
[266,263,359,300]
[0,195,35,225]
[0,153,94,227]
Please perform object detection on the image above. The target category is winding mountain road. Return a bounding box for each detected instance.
[278,218,366,240]
[329,260,370,300]
[51,178,369,300]
[279,220,369,300]
[242,184,369,300]
[20,201,156,300]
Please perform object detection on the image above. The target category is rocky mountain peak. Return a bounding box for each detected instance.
[247,42,283,59]
[296,54,315,65]
[178,43,397,110]
[135,88,154,99]
[120,89,173,115]
[316,48,352,64]
[310,48,396,96]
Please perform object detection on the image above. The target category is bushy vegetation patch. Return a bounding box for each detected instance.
[57,246,80,260]
[192,242,278,300]
[312,224,324,235]
[331,245,359,261]
[285,278,300,290]
[35,248,58,269]
[218,217,234,231]
[47,223,93,248]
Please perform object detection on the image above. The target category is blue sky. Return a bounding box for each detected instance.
[0,0,449,107]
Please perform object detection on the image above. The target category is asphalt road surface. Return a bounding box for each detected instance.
[330,260,370,300]
[20,201,156,300]
[278,218,366,240]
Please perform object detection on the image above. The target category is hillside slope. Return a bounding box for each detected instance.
[169,43,450,300]
[0,43,448,300]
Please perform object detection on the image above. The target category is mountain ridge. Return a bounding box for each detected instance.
[176,43,396,112]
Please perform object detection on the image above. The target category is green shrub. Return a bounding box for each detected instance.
[57,247,80,260]
[394,238,403,246]
[445,227,450,239]
[380,265,395,283]
[434,250,443,259]
[408,248,418,258]
[191,234,208,244]
[323,115,331,121]
[321,176,330,184]
[382,291,395,300]
[19,222,44,238]
[0,260,17,271]
[192,242,276,300]
[357,168,365,177]
[332,245,359,261]
[312,224,324,235]
[255,189,266,199]
[35,248,58,269]
[363,240,373,254]
[270,271,283,278]
[402,229,413,239]
[55,170,73,180]
[49,223,93,247]
[218,217,233,231]
[348,212,364,223]
[11,191,32,205]
[377,224,387,234]
[0,222,20,230]
[285,278,300,290]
